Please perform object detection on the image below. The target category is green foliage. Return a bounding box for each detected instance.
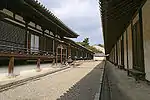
[77,38,102,53]
[87,46,103,53]
[82,38,89,46]
[98,44,104,47]
[77,38,90,47]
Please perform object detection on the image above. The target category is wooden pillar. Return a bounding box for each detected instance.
[25,23,29,53]
[126,30,129,76]
[114,47,116,63]
[53,35,55,54]
[60,46,63,64]
[23,18,30,53]
[54,28,57,64]
[8,57,14,75]
[66,48,67,61]
[52,34,56,64]
[68,45,71,57]
[42,29,46,52]
[37,58,41,71]
[56,50,57,65]
[116,43,118,65]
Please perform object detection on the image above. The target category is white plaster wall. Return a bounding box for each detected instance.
[115,45,117,64]
[1,9,26,27]
[36,25,42,31]
[4,18,25,27]
[94,57,104,61]
[15,14,25,23]
[120,37,122,65]
[127,24,133,69]
[117,41,119,65]
[142,0,150,81]
[114,45,116,63]
[1,9,13,17]
[29,22,35,27]
[133,13,139,24]
[112,48,115,62]
[118,39,122,65]
[31,34,39,52]
[124,32,127,69]
[45,30,49,34]
[118,39,120,65]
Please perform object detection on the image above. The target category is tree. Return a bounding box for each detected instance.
[88,46,103,53]
[98,44,104,47]
[76,38,90,47]
[82,38,89,47]
[76,38,103,53]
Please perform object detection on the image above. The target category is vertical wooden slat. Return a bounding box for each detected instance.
[42,30,45,52]
[25,22,28,53]
[56,47,58,65]
[60,46,63,64]
[53,36,55,55]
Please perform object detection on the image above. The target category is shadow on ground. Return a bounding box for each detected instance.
[56,61,104,100]
[100,61,131,100]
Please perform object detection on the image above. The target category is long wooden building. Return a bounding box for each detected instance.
[100,0,150,81]
[0,0,94,75]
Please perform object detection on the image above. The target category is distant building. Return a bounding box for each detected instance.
[93,45,105,53]
[94,53,105,61]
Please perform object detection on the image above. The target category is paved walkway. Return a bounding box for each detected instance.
[0,63,67,85]
[0,61,104,100]
[100,61,150,100]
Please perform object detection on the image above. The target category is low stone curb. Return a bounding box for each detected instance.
[94,61,105,100]
[0,67,70,92]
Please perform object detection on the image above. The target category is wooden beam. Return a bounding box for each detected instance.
[0,52,54,59]
[8,56,14,75]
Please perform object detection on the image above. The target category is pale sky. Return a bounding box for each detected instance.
[38,0,103,45]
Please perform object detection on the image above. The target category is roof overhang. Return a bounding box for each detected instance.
[0,0,79,38]
[63,38,94,54]
[99,0,146,54]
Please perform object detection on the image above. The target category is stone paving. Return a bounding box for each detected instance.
[100,61,150,100]
[0,61,104,100]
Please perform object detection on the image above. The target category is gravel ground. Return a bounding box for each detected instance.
[0,61,104,100]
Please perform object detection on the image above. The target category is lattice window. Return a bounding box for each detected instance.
[0,21,26,51]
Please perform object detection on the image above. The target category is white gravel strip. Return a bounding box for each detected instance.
[0,61,103,100]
